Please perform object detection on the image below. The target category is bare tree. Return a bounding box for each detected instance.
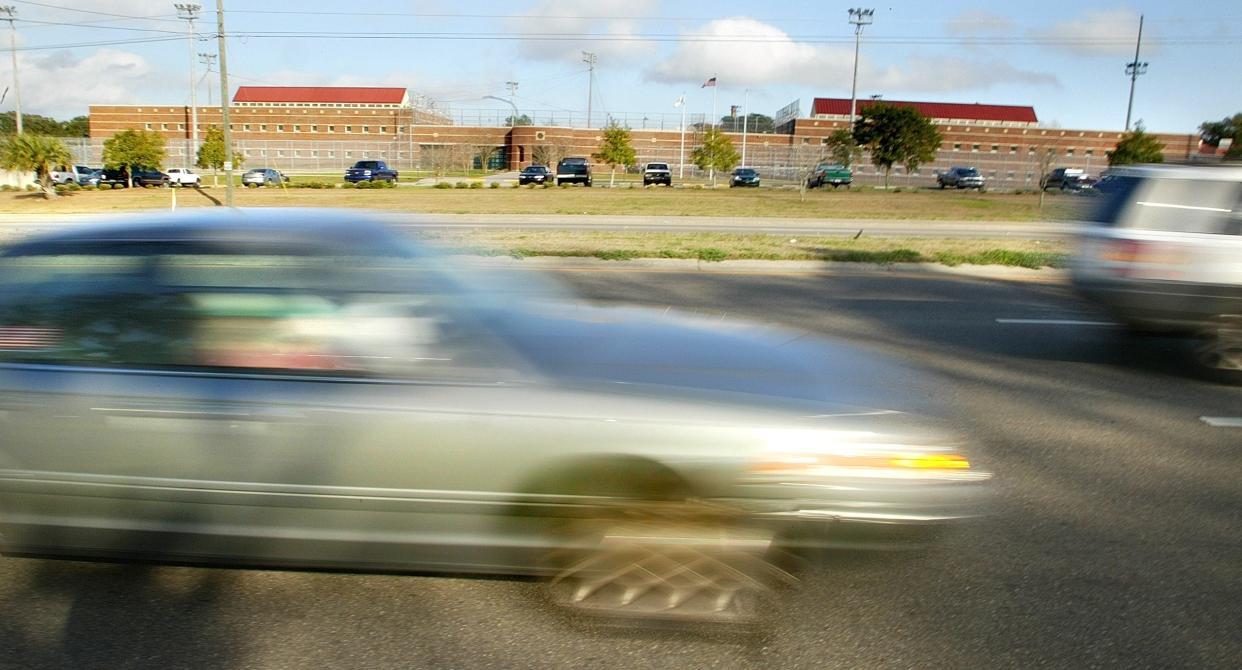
[531,144,570,168]
[1035,146,1057,210]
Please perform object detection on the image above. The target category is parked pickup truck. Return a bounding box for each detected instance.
[806,163,853,189]
[642,162,672,186]
[97,167,169,188]
[936,166,986,190]
[50,165,98,186]
[166,168,201,187]
[345,160,398,183]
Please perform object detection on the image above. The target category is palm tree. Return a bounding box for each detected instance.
[0,134,73,199]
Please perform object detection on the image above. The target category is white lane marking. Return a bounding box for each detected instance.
[1136,201,1231,213]
[996,318,1119,326]
[1200,417,1242,428]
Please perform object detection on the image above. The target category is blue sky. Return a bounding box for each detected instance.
[2,0,1239,133]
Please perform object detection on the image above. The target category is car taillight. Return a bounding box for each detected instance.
[1098,239,1187,279]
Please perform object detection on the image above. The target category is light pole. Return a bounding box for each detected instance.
[582,51,596,129]
[505,81,518,127]
[215,0,234,206]
[848,8,874,127]
[0,6,20,135]
[198,52,216,105]
[1123,14,1147,131]
[175,4,201,169]
[674,93,686,179]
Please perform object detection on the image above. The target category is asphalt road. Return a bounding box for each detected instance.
[0,214,1075,240]
[2,269,1239,669]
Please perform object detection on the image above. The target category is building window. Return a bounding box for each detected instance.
[1028,146,1036,155]
[1009,145,1018,154]
[160,123,168,130]
[328,151,335,158]
[260,124,268,132]
[1066,149,1074,157]
[345,126,353,133]
[971,144,980,152]
[276,125,285,133]
[277,150,285,157]
[327,125,335,132]
[1085,149,1094,157]
[378,126,387,134]
[990,144,999,153]
[243,124,251,131]
[292,125,300,132]
[144,123,152,130]
[310,125,318,132]
[345,151,353,158]
[177,123,184,130]
[952,143,961,151]
[361,126,369,134]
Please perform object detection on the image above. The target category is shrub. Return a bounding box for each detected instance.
[25,184,39,192]
[488,182,500,189]
[469,181,483,189]
[0,184,15,192]
[433,182,454,189]
[81,184,97,191]
[695,247,728,262]
[453,182,469,189]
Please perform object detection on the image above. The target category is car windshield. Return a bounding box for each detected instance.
[647,164,668,170]
[523,166,546,173]
[959,168,980,176]
[735,169,756,176]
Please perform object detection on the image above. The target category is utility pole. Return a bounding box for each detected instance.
[0,6,20,135]
[582,51,596,129]
[848,8,874,128]
[1124,14,1147,132]
[175,4,201,170]
[198,52,216,105]
[674,93,686,179]
[215,0,234,206]
[505,81,518,127]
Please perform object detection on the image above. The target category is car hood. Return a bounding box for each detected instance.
[482,301,942,417]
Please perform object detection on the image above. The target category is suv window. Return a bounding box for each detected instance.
[646,164,669,170]
[1111,178,1242,235]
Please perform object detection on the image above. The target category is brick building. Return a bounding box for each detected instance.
[85,88,1207,188]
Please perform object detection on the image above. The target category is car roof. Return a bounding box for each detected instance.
[1102,163,1242,182]
[1,208,407,257]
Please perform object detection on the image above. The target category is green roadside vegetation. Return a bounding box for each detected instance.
[417,230,1070,268]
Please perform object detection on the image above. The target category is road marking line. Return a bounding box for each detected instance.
[996,318,1119,326]
[1200,416,1242,428]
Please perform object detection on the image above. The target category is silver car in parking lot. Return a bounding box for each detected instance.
[1071,164,1242,373]
[0,209,991,621]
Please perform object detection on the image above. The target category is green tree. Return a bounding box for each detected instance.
[592,121,637,187]
[505,114,533,127]
[62,116,90,137]
[852,103,942,188]
[1107,122,1165,166]
[102,128,166,188]
[823,128,862,167]
[1199,112,1242,159]
[0,134,73,199]
[0,112,90,137]
[194,126,243,186]
[690,126,741,186]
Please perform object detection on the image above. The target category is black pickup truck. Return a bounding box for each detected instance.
[97,167,169,188]
[345,160,399,183]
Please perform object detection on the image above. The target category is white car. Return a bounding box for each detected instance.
[166,168,201,187]
[50,165,98,186]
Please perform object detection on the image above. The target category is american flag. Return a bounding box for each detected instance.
[701,77,717,88]
[0,326,61,349]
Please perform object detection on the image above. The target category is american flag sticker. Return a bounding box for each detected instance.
[0,326,62,349]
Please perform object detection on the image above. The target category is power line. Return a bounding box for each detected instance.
[10,0,181,22]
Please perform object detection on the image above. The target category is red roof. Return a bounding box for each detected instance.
[233,86,407,105]
[812,98,1037,124]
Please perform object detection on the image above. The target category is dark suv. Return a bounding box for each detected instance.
[555,158,592,186]
[97,167,168,188]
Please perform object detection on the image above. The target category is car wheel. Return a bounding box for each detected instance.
[531,461,793,625]
[938,181,946,189]
[1196,315,1242,381]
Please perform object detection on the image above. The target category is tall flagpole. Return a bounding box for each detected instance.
[677,93,687,180]
[741,88,749,166]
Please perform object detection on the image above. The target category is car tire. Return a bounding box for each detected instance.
[939,182,946,189]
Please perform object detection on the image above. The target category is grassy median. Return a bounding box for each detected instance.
[0,184,1086,222]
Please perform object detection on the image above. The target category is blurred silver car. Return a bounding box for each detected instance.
[0,209,990,621]
[1071,164,1242,372]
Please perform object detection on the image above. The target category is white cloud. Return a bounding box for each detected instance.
[945,10,1016,37]
[0,48,179,118]
[646,18,1059,94]
[508,0,660,64]
[1029,9,1151,57]
[874,58,1060,93]
[645,18,856,88]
